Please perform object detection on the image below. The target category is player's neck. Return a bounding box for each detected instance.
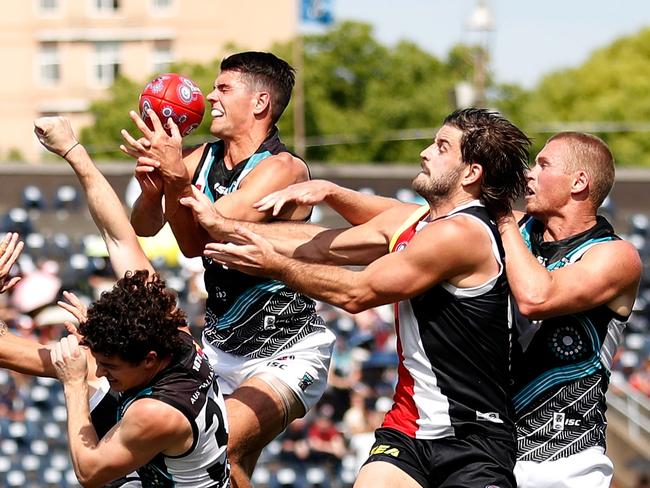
[427,195,477,220]
[542,211,598,241]
[222,126,270,169]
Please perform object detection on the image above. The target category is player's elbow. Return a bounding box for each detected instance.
[75,470,104,488]
[131,217,163,238]
[338,289,376,315]
[177,241,203,259]
[515,290,568,320]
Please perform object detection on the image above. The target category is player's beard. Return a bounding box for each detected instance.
[412,165,464,207]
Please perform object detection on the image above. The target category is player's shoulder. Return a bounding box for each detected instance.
[583,237,642,273]
[182,142,209,174]
[122,397,188,437]
[254,151,308,180]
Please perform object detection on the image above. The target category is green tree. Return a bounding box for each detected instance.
[496,28,650,166]
[79,21,473,163]
[275,22,472,163]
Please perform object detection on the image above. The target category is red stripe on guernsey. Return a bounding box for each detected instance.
[382,306,419,436]
[382,205,454,439]
[381,206,428,436]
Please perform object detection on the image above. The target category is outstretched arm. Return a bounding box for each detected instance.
[254,179,404,225]
[182,186,418,266]
[203,214,497,314]
[34,117,153,277]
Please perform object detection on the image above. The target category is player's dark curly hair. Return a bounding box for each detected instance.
[79,270,186,364]
[221,51,295,124]
[444,108,531,217]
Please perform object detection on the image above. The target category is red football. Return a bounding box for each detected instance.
[138,73,205,137]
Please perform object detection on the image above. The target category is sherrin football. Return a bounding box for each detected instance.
[139,73,205,136]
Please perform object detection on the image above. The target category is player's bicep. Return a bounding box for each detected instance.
[356,221,473,305]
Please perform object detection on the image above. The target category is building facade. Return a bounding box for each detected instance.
[1,0,296,161]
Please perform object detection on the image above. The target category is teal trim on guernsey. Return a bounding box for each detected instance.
[215,280,285,330]
[513,315,602,412]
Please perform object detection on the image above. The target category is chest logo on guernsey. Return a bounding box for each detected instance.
[213,183,228,196]
[395,242,408,252]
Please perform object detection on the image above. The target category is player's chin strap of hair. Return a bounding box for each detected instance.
[62,141,80,159]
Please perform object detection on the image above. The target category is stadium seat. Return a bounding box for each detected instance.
[252,466,270,486]
[41,467,62,486]
[1,208,34,235]
[53,185,80,211]
[0,455,11,474]
[5,470,26,487]
[22,185,45,210]
[0,439,18,455]
[30,439,49,457]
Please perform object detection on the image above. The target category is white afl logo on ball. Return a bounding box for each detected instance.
[178,83,193,104]
[140,99,152,118]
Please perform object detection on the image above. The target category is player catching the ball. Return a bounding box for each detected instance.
[121,51,335,488]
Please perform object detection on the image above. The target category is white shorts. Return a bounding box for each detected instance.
[202,328,335,412]
[514,447,613,488]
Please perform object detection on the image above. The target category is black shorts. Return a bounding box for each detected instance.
[363,427,516,488]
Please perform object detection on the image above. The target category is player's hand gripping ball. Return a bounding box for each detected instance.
[139,73,205,136]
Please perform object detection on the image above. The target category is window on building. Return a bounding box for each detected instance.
[40,0,59,11]
[94,0,119,13]
[152,0,172,9]
[94,42,121,86]
[152,41,173,73]
[39,43,60,85]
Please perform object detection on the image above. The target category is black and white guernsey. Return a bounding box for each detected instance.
[513,215,627,462]
[192,127,326,359]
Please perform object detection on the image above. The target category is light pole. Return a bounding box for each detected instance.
[466,0,494,107]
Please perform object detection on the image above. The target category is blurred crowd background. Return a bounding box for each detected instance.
[1,0,650,486]
[0,178,647,488]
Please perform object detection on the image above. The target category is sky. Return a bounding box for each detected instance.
[327,0,650,88]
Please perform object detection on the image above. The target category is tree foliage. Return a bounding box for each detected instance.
[79,21,471,163]
[496,28,650,166]
[79,22,650,166]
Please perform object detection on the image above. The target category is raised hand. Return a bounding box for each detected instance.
[57,290,88,341]
[0,233,23,293]
[50,335,88,385]
[180,185,225,235]
[34,117,79,157]
[121,110,187,181]
[254,179,335,216]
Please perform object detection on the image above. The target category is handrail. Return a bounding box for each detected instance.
[607,376,650,441]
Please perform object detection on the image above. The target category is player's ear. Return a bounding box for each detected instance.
[143,351,158,368]
[463,162,483,186]
[571,169,589,195]
[253,91,271,116]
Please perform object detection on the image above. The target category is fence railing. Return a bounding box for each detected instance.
[607,377,650,443]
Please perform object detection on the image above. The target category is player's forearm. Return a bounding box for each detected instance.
[131,194,165,237]
[65,146,152,276]
[207,217,334,261]
[0,332,55,377]
[63,381,104,487]
[326,184,402,225]
[160,177,210,257]
[270,256,375,313]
